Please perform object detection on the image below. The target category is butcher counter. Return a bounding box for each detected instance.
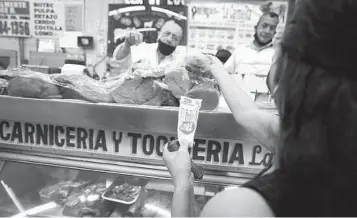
[0,96,275,217]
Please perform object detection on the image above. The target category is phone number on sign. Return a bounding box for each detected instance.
[0,20,30,37]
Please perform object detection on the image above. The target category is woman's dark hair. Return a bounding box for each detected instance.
[274,0,357,180]
[266,46,282,94]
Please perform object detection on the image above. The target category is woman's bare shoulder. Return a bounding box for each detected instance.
[200,187,274,217]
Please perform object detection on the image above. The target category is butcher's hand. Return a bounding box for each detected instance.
[163,139,194,187]
[124,31,144,46]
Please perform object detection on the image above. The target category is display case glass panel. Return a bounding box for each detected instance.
[0,161,227,217]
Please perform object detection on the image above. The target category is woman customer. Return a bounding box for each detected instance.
[163,0,357,216]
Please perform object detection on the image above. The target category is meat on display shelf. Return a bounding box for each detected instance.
[0,161,222,217]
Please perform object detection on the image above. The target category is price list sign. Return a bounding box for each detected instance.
[0,1,31,37]
[31,0,65,38]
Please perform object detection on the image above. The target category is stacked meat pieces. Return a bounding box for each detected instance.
[0,52,220,111]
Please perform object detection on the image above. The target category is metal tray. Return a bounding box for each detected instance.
[102,179,142,205]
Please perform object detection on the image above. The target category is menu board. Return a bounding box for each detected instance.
[30,0,65,38]
[0,0,31,37]
[107,3,188,56]
[187,1,288,54]
[187,2,239,54]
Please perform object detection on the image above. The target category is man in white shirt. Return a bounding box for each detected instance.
[225,12,279,102]
[111,20,185,75]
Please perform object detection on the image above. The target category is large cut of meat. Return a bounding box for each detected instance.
[130,64,166,79]
[0,67,54,82]
[184,52,213,79]
[111,76,162,105]
[1,67,63,99]
[144,82,179,107]
[7,77,62,99]
[186,80,220,111]
[164,67,194,99]
[52,74,114,103]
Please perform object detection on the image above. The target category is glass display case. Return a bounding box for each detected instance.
[0,161,226,217]
[0,97,271,217]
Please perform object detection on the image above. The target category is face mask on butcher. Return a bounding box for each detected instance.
[158,39,176,56]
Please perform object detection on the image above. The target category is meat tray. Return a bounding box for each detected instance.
[102,179,142,205]
[39,180,91,204]
[62,182,114,217]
